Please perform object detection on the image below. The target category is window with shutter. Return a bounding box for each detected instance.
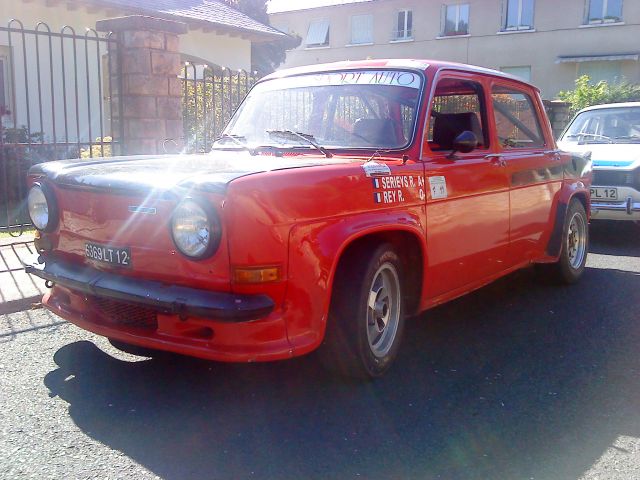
[500,66,532,82]
[306,19,330,47]
[350,14,373,44]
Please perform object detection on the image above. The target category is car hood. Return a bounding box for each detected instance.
[29,151,354,193]
[557,142,640,169]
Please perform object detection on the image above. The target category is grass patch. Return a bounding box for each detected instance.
[0,227,35,239]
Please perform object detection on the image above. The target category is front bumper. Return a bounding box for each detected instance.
[24,254,274,322]
[591,186,640,221]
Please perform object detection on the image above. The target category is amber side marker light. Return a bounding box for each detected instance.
[233,266,281,284]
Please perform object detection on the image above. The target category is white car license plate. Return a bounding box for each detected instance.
[85,242,131,267]
[590,187,618,201]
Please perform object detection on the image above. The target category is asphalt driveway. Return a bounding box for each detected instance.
[1,222,639,480]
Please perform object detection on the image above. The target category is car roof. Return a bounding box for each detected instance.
[576,102,640,114]
[262,59,539,91]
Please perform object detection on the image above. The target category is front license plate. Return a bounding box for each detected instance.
[85,242,131,267]
[590,187,618,201]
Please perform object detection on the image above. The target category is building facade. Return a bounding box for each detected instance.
[268,0,640,99]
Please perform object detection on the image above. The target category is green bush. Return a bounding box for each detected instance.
[559,75,640,114]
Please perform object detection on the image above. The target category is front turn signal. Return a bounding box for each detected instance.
[233,266,281,284]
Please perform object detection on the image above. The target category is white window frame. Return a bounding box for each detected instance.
[0,54,13,126]
[305,19,330,48]
[394,9,413,40]
[350,14,373,45]
[503,0,535,31]
[442,4,470,37]
[586,0,623,24]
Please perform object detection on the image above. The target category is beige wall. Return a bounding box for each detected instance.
[270,0,640,99]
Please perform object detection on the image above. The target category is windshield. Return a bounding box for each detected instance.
[215,70,423,151]
[561,106,640,144]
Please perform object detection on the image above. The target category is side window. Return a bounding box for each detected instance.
[428,78,488,151]
[491,85,544,149]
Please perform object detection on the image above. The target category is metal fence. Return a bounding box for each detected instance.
[181,63,259,153]
[0,20,121,233]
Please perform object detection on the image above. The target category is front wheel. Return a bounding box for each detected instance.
[320,243,406,379]
[541,199,589,284]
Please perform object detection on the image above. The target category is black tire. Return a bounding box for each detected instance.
[108,338,171,359]
[540,199,589,284]
[320,243,406,380]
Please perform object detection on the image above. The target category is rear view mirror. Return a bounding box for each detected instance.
[449,131,478,158]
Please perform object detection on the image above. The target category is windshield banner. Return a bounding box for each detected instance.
[260,70,423,92]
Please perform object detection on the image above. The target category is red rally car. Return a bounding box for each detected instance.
[25,60,592,378]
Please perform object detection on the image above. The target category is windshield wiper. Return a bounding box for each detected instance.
[212,134,252,151]
[266,129,333,158]
[613,135,640,143]
[565,133,613,144]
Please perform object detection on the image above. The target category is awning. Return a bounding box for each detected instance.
[556,53,639,64]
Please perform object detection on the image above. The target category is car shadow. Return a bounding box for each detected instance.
[44,263,640,480]
[589,221,640,256]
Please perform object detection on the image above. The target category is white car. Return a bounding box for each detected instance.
[558,102,640,222]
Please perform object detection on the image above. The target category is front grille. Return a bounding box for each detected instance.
[92,296,158,330]
[593,169,639,190]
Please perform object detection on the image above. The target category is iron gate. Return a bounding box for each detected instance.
[181,63,259,153]
[0,19,122,234]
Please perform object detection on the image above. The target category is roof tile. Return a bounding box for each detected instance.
[95,0,285,39]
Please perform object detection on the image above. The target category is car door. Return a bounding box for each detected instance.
[489,82,563,263]
[422,73,511,299]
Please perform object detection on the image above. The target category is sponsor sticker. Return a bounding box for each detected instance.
[371,174,426,204]
[362,161,391,177]
[428,176,448,200]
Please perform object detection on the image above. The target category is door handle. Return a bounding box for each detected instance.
[543,149,562,161]
[486,154,506,167]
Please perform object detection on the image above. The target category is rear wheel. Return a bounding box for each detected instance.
[541,199,589,284]
[320,243,406,379]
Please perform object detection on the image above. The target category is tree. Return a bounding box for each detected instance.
[558,75,640,114]
[223,0,301,74]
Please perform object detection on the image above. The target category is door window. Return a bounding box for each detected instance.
[491,85,544,149]
[427,78,488,151]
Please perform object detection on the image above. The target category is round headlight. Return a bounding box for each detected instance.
[27,183,57,232]
[171,199,220,259]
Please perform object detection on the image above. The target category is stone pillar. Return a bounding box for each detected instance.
[543,100,572,139]
[96,16,187,155]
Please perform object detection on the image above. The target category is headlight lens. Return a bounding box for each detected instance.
[171,199,220,259]
[27,184,54,231]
